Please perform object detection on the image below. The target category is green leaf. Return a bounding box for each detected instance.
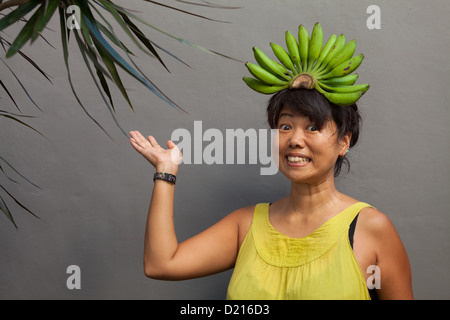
[145,38,192,68]
[73,29,127,136]
[92,1,190,68]
[95,20,134,55]
[79,40,115,111]
[0,193,17,229]
[167,0,243,9]
[0,164,20,184]
[6,2,45,58]
[76,19,118,115]
[118,9,170,72]
[0,0,41,32]
[76,1,135,121]
[89,3,135,56]
[1,37,52,82]
[96,1,157,61]
[58,5,115,140]
[107,1,241,62]
[0,109,35,118]
[0,155,41,189]
[0,113,48,140]
[0,185,39,219]
[84,15,189,115]
[0,79,20,111]
[96,43,134,111]
[95,65,115,111]
[80,2,134,110]
[31,0,59,43]
[0,56,42,111]
[141,0,232,23]
[89,3,148,110]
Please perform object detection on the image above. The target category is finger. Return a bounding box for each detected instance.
[129,137,144,152]
[148,135,161,148]
[130,130,143,143]
[130,130,145,141]
[131,131,151,148]
[129,130,142,138]
[167,140,177,149]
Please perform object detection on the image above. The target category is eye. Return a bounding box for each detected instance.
[307,125,318,132]
[280,124,291,130]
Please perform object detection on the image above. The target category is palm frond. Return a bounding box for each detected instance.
[0,0,241,228]
[175,0,244,9]
[0,154,41,229]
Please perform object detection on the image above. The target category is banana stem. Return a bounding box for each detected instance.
[0,0,30,12]
[290,74,316,90]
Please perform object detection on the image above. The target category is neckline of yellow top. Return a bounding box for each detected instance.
[251,202,373,267]
[266,201,365,240]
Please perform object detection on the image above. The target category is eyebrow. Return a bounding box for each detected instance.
[278,112,294,119]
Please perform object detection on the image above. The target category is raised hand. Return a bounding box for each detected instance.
[129,130,182,175]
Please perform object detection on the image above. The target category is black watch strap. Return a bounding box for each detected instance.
[153,172,176,184]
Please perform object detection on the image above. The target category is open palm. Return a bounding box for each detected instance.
[129,131,182,174]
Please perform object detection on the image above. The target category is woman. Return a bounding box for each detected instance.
[130,22,413,299]
[129,88,413,300]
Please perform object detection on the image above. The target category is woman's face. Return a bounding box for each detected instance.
[275,106,351,185]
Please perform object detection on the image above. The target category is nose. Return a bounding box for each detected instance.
[288,128,306,149]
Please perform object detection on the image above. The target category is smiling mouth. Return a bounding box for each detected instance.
[286,156,311,164]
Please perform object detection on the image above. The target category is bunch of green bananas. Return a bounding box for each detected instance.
[243,22,369,106]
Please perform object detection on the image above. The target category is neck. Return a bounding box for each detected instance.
[285,176,343,217]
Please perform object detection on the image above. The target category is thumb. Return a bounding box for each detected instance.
[167,140,177,149]
[168,141,183,165]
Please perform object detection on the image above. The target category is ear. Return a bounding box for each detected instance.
[339,131,352,154]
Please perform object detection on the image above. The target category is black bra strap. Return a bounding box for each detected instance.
[348,212,379,300]
[348,213,359,249]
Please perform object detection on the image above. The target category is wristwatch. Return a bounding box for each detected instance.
[153,172,176,184]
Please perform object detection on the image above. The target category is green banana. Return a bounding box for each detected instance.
[316,34,346,74]
[321,74,359,86]
[253,46,291,81]
[319,39,356,75]
[245,62,289,86]
[243,23,369,106]
[312,33,336,72]
[319,54,364,80]
[316,83,364,106]
[285,30,302,73]
[318,81,370,94]
[243,77,289,94]
[298,25,310,71]
[307,22,323,71]
[270,42,297,75]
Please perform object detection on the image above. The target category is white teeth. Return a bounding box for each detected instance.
[287,156,311,163]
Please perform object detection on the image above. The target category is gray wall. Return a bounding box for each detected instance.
[1,0,449,299]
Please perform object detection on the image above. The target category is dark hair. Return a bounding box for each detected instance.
[266,89,362,177]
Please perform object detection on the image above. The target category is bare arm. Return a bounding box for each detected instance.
[360,208,414,299]
[129,131,242,280]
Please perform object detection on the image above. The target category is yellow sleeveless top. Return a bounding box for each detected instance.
[226,202,373,300]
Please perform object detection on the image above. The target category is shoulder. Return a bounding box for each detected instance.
[358,206,396,236]
[357,206,405,256]
[226,203,262,247]
[357,206,413,299]
[226,204,256,228]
